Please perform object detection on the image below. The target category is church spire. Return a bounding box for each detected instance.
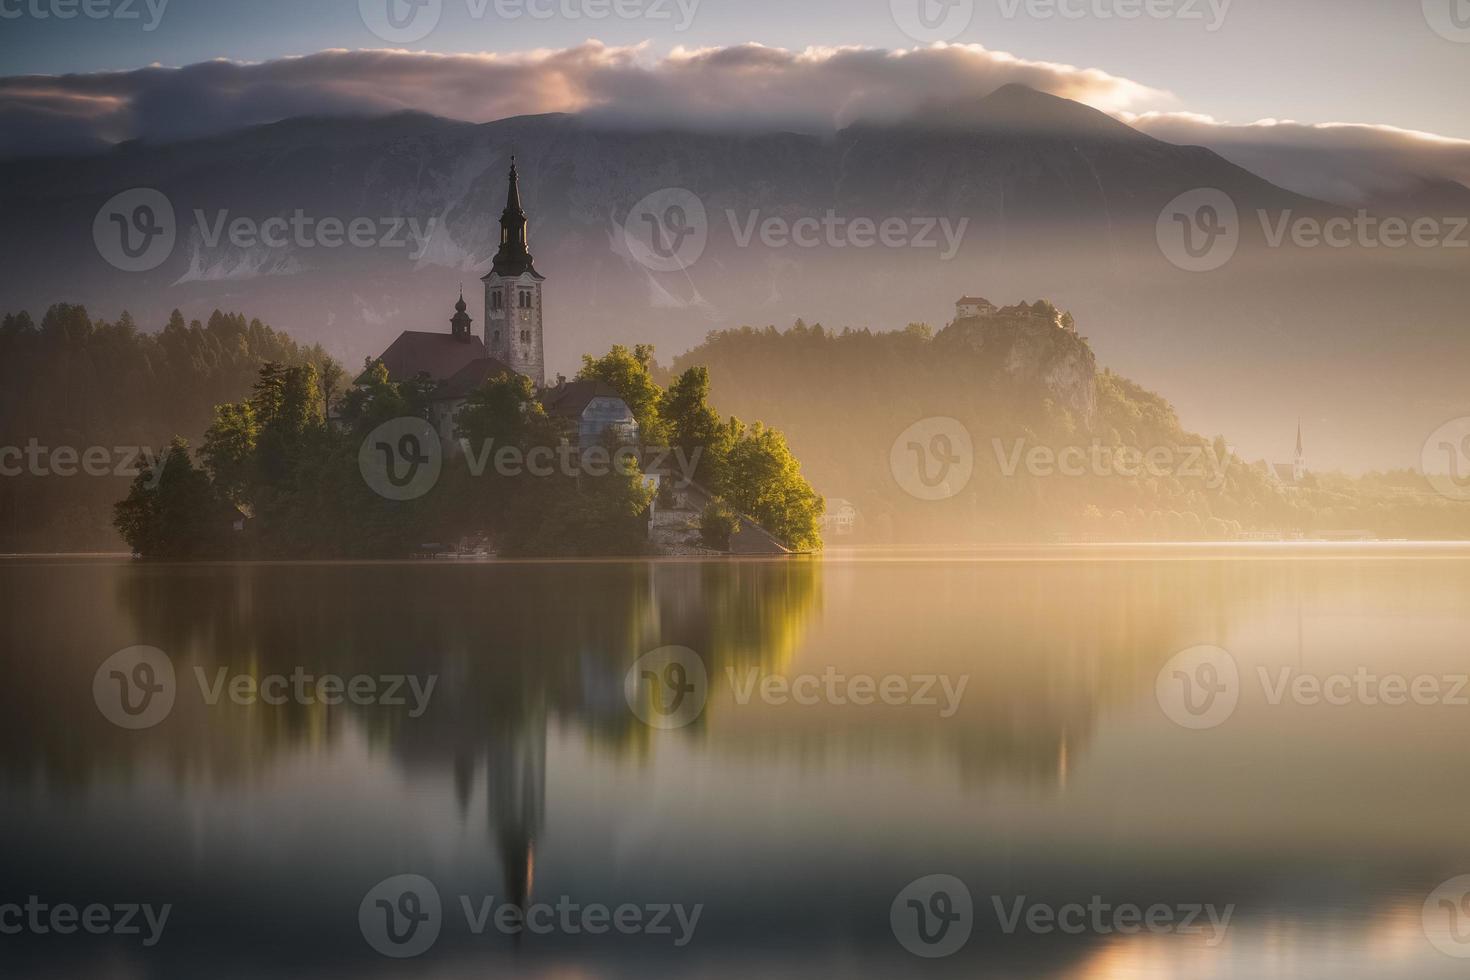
[1293,420,1306,483]
[506,155,523,213]
[490,156,540,279]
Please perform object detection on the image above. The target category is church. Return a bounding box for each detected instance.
[371,160,637,450]
[1270,423,1309,487]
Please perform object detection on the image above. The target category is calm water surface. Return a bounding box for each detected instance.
[2,549,1469,978]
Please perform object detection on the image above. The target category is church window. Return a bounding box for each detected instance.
[492,330,500,345]
[491,290,503,311]
[519,290,532,309]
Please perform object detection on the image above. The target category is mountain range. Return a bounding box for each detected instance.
[1,84,1465,471]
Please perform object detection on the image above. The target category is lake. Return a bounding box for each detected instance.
[2,547,1469,978]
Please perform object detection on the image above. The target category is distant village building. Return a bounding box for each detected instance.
[821,498,860,536]
[1271,424,1309,487]
[368,161,637,451]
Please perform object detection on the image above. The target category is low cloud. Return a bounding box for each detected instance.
[1128,112,1470,207]
[0,42,1171,156]
[3,42,1467,209]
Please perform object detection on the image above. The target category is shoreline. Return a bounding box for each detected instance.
[8,540,1470,565]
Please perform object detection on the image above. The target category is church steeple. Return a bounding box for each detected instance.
[505,156,523,213]
[491,157,540,279]
[481,156,547,387]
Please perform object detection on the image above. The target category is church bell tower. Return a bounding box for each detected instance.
[481,157,546,387]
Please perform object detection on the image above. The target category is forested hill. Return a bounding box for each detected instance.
[673,308,1470,542]
[0,305,333,551]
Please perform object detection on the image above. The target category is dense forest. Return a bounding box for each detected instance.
[673,312,1470,542]
[0,305,331,551]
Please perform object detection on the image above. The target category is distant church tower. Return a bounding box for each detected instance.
[450,287,473,341]
[482,158,546,387]
[1293,422,1307,483]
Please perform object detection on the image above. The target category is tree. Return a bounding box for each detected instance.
[698,499,740,551]
[2,303,331,551]
[320,359,345,420]
[456,371,545,448]
[660,366,733,486]
[201,402,259,503]
[720,421,824,551]
[445,371,554,538]
[113,438,226,558]
[499,449,655,557]
[337,361,429,433]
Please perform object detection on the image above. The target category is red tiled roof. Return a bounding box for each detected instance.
[377,331,487,383]
[431,357,520,401]
[541,379,623,418]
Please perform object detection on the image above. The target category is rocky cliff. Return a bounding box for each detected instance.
[934,300,1097,424]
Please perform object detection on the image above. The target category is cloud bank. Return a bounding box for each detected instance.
[4,42,1468,207]
[1128,112,1470,207]
[0,42,1171,156]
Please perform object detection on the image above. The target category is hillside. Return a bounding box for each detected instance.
[673,305,1470,542]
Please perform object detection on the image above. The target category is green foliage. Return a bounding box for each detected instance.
[116,349,671,558]
[577,344,670,445]
[455,370,547,448]
[698,499,740,551]
[498,461,655,558]
[576,347,819,548]
[660,366,733,486]
[719,421,824,552]
[0,304,333,551]
[113,438,229,558]
[200,402,258,503]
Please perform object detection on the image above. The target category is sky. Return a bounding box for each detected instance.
[2,0,1468,142]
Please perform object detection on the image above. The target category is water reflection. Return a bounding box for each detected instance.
[1,553,1468,977]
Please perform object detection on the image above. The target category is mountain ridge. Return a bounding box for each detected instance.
[0,85,1464,471]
